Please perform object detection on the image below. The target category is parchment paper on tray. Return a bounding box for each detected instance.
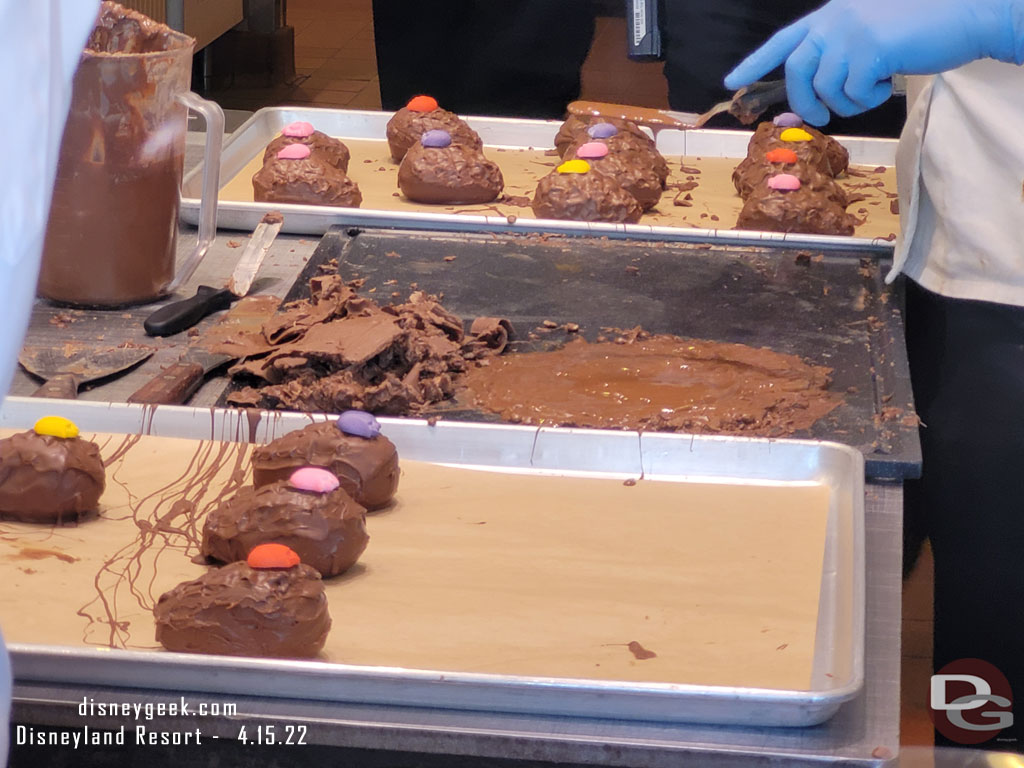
[0,429,828,693]
[218,136,900,241]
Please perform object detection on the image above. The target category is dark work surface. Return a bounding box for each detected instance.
[222,226,921,480]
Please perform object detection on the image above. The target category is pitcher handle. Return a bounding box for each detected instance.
[167,91,224,293]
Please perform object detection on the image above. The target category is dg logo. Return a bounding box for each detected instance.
[930,659,1014,744]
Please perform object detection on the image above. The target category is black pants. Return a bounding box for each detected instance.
[904,279,1024,749]
[660,0,906,136]
[372,1,597,118]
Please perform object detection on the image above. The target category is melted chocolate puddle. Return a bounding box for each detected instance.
[460,334,841,436]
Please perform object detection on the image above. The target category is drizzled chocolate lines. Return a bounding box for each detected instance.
[76,438,251,649]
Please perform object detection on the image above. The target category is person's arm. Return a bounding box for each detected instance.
[0,0,99,401]
[724,0,1024,124]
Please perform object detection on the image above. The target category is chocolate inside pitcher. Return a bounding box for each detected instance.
[39,2,195,307]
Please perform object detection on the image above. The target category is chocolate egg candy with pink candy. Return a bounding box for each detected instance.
[575,142,609,160]
[289,467,341,493]
[277,143,312,160]
[767,173,801,192]
[282,121,315,138]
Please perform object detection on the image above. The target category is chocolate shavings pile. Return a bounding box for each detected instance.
[225,275,511,413]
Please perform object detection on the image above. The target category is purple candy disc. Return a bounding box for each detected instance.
[421,129,452,148]
[337,410,381,439]
[772,112,803,128]
[587,122,618,139]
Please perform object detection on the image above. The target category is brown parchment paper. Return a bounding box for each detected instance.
[0,430,829,692]
[220,136,900,241]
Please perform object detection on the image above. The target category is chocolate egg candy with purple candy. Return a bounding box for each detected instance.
[587,122,618,139]
[773,112,803,128]
[337,410,381,439]
[421,129,452,148]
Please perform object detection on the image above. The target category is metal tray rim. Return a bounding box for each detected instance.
[0,398,864,728]
[182,106,897,251]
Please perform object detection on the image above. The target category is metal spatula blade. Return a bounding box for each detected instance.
[19,344,155,399]
[694,79,789,127]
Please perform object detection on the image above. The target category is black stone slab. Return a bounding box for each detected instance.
[222,226,920,480]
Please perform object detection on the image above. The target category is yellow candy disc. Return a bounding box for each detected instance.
[34,416,79,439]
[779,127,813,143]
[556,159,590,174]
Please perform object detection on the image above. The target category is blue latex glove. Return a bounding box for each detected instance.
[724,0,1024,125]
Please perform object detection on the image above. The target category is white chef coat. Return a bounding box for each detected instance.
[887,59,1024,306]
[0,1,100,763]
[0,1,99,396]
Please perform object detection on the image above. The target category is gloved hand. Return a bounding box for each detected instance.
[724,0,1024,125]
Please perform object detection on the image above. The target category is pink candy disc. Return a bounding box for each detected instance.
[289,467,340,493]
[277,143,312,160]
[767,173,801,191]
[575,142,609,159]
[282,121,315,138]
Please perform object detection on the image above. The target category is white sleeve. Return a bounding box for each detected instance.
[0,0,100,399]
[0,2,98,762]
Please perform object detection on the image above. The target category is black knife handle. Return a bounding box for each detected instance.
[144,286,234,337]
[127,362,205,405]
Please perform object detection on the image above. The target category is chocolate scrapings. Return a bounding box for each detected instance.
[226,275,510,414]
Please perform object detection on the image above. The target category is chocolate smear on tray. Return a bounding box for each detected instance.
[459,328,841,436]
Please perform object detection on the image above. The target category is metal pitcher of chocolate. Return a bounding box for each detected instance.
[38,2,222,307]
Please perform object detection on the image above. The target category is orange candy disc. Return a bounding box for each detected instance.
[247,543,301,569]
[765,148,798,164]
[406,95,438,112]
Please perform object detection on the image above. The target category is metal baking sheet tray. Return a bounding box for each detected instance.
[0,397,864,729]
[181,106,899,251]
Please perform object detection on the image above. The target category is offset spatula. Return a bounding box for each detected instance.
[568,78,788,130]
[19,344,155,399]
[144,211,283,337]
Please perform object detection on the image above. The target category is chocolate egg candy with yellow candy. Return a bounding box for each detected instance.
[0,420,104,523]
[780,127,814,143]
[34,415,79,439]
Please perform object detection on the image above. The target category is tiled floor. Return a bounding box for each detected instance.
[902,545,935,747]
[208,1,935,747]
